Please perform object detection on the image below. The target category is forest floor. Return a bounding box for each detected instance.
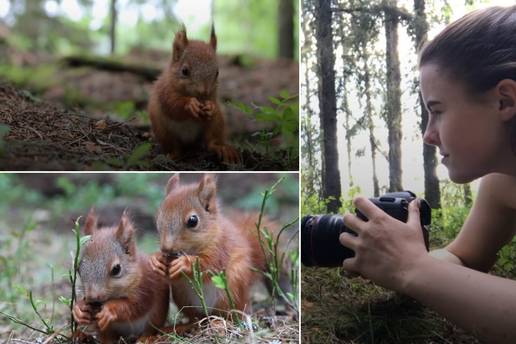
[0,174,299,343]
[301,267,480,344]
[0,48,298,171]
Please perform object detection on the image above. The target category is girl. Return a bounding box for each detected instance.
[339,6,516,343]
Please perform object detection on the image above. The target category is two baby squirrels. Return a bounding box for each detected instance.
[147,25,240,164]
[73,210,169,344]
[150,174,277,324]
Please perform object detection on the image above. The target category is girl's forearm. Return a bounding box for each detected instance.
[401,255,516,343]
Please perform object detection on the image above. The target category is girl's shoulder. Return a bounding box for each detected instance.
[479,173,516,212]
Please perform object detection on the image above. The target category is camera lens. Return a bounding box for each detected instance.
[301,215,355,267]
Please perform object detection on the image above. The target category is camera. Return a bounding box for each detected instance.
[301,191,431,267]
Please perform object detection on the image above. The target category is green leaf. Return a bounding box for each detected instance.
[126,143,152,167]
[79,235,91,247]
[211,275,226,289]
[58,296,71,306]
[268,96,282,105]
[279,90,290,99]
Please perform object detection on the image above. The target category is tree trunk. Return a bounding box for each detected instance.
[337,11,353,189]
[110,0,118,55]
[463,184,472,207]
[361,44,380,197]
[384,0,403,192]
[414,0,440,207]
[278,0,295,59]
[316,0,342,213]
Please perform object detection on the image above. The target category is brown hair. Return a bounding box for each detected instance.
[419,6,516,95]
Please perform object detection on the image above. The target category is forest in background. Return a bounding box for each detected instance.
[0,0,299,171]
[301,0,516,343]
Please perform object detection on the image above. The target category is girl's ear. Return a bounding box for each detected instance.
[165,174,180,195]
[496,79,516,121]
[84,208,98,235]
[197,174,217,213]
[172,26,188,63]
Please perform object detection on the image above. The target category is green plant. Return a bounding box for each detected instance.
[210,271,240,325]
[231,91,299,159]
[180,257,210,320]
[104,142,152,170]
[256,177,299,314]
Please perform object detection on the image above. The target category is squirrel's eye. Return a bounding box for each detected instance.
[187,215,198,228]
[181,67,190,77]
[111,264,121,277]
[215,70,219,79]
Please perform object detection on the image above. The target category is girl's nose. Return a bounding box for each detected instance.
[423,120,440,146]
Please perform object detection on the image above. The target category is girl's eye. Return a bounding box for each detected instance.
[181,67,190,77]
[187,215,198,228]
[111,264,121,277]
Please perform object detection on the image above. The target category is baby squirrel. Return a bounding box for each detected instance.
[150,174,276,324]
[73,210,169,344]
[147,25,240,164]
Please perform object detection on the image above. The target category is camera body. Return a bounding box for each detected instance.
[301,191,431,267]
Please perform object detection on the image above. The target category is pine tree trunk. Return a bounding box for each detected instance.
[414,0,440,207]
[278,0,295,59]
[384,0,403,192]
[110,0,117,55]
[316,0,342,213]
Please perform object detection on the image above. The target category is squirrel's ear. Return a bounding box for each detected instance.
[116,210,136,255]
[198,174,217,213]
[84,208,98,235]
[165,174,180,195]
[210,23,217,51]
[172,26,188,63]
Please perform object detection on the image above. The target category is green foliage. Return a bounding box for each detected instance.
[430,182,471,246]
[0,64,58,92]
[231,92,299,161]
[210,271,240,324]
[256,177,299,313]
[103,142,153,170]
[181,258,210,320]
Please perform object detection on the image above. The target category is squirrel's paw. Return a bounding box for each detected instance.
[212,144,241,165]
[72,300,93,325]
[200,101,216,119]
[168,255,198,280]
[150,253,168,277]
[96,304,117,331]
[185,97,203,119]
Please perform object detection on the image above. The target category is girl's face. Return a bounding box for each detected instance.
[420,63,512,183]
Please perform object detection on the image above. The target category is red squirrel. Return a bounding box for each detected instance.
[147,25,240,164]
[72,210,169,344]
[149,174,279,326]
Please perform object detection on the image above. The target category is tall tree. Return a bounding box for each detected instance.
[316,0,342,212]
[109,0,118,55]
[278,0,295,59]
[384,0,403,192]
[414,0,440,208]
[301,0,321,197]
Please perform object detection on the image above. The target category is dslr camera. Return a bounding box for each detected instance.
[301,191,431,267]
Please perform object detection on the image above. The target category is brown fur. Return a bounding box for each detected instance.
[152,174,277,323]
[74,210,169,344]
[147,26,240,164]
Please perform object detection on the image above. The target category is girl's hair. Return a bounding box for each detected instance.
[419,6,516,95]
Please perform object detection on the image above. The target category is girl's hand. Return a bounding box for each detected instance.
[339,196,429,291]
